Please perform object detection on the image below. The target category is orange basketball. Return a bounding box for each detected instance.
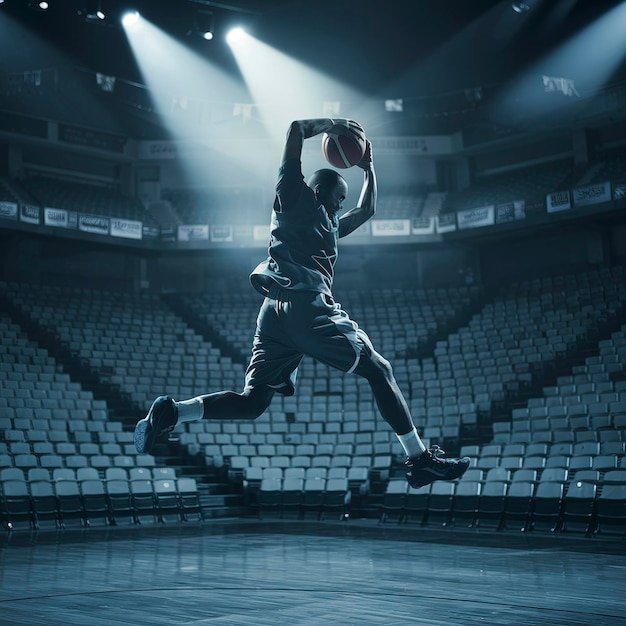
[322,124,366,169]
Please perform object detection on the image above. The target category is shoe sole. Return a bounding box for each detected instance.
[134,418,152,454]
[407,460,470,489]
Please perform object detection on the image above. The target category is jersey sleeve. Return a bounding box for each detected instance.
[274,157,307,213]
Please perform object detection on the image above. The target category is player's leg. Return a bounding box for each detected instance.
[353,343,470,488]
[351,340,422,450]
[134,385,275,455]
[293,291,470,489]
[135,295,301,455]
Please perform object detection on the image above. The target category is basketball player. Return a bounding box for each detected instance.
[135,118,470,489]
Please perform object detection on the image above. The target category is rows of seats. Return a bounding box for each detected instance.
[0,465,201,531]
[2,265,626,533]
[459,441,626,485]
[255,476,350,520]
[420,267,626,441]
[583,148,626,186]
[0,311,159,473]
[2,283,224,409]
[179,284,484,449]
[1,281,402,519]
[375,194,425,219]
[491,326,626,446]
[441,159,572,214]
[380,472,626,535]
[0,450,155,472]
[161,187,265,226]
[184,283,482,362]
[21,175,156,225]
[244,466,373,517]
[0,281,406,511]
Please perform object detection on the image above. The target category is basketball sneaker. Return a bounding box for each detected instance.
[134,395,178,455]
[405,445,470,489]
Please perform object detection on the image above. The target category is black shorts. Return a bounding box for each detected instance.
[244,285,371,396]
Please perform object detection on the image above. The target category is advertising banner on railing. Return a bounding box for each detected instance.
[210,224,234,242]
[78,214,109,235]
[142,224,160,239]
[614,183,626,200]
[253,225,271,242]
[411,216,436,235]
[0,201,18,220]
[44,207,69,228]
[371,219,411,237]
[546,190,571,213]
[138,140,210,160]
[110,217,142,240]
[457,205,494,230]
[495,200,526,224]
[436,212,457,233]
[572,181,611,207]
[178,224,209,241]
[20,204,41,225]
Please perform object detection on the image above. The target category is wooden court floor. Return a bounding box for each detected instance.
[1,520,625,626]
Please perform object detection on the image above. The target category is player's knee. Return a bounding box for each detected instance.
[242,386,274,419]
[374,353,394,381]
[356,350,394,384]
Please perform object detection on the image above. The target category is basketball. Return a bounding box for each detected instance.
[322,123,366,169]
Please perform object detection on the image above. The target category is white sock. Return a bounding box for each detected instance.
[176,397,204,423]
[396,427,426,460]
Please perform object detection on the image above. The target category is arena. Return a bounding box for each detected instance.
[1,1,625,624]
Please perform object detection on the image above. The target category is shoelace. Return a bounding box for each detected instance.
[406,444,447,467]
[427,444,445,458]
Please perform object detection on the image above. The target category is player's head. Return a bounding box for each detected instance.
[308,168,348,213]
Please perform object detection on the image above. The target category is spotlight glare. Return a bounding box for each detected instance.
[96,10,105,20]
[122,10,140,28]
[512,1,534,13]
[202,31,214,40]
[226,27,246,46]
[39,1,49,9]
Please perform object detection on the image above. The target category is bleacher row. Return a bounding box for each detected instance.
[1,264,626,535]
[0,465,201,531]
[379,472,626,536]
[161,186,263,226]
[182,284,482,365]
[253,475,353,521]
[442,159,572,214]
[21,175,156,226]
[417,267,626,442]
[5,286,226,407]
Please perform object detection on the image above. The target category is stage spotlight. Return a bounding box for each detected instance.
[512,1,538,13]
[226,27,246,46]
[121,10,140,29]
[29,0,50,10]
[80,0,105,22]
[190,9,214,41]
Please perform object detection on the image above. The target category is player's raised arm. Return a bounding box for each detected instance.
[280,119,335,166]
[338,140,376,238]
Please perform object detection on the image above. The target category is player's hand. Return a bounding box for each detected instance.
[356,139,373,170]
[331,118,365,142]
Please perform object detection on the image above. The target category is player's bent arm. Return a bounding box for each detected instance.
[280,119,336,166]
[338,163,377,238]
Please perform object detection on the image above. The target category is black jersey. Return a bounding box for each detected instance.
[250,157,338,297]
